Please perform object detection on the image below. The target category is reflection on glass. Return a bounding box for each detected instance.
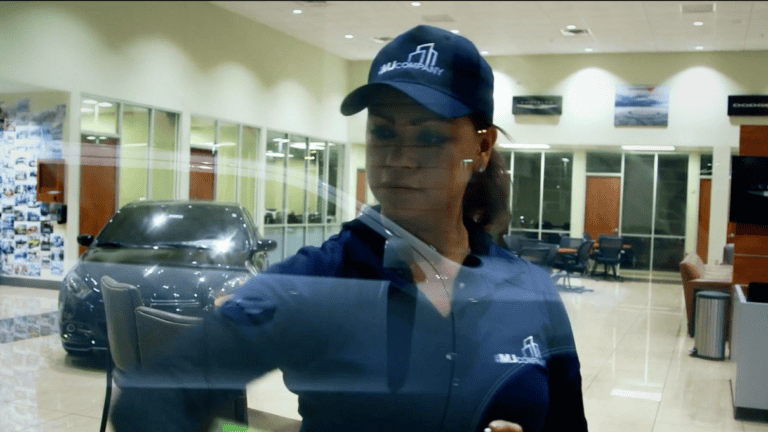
[653,237,685,271]
[622,153,654,235]
[621,235,650,270]
[286,226,305,257]
[512,152,541,229]
[265,131,287,224]
[80,97,117,135]
[239,126,258,215]
[119,105,149,207]
[287,134,307,224]
[151,110,177,200]
[217,122,238,203]
[190,117,216,201]
[326,144,342,224]
[263,227,284,264]
[700,153,713,176]
[655,154,688,236]
[306,139,325,224]
[306,226,323,247]
[587,152,622,173]
[542,152,572,230]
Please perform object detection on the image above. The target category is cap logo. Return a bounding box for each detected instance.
[378,43,444,77]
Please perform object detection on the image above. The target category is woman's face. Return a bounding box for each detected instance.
[366,90,492,221]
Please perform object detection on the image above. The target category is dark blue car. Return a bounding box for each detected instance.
[58,200,276,355]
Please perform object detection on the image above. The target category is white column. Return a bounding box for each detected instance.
[707,145,731,265]
[570,149,587,238]
[64,91,81,275]
[685,153,701,255]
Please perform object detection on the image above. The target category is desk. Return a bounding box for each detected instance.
[558,247,577,255]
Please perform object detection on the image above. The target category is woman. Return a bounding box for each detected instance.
[111,25,587,432]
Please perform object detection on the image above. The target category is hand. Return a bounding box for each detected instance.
[485,419,523,432]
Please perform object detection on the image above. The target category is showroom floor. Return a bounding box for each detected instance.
[0,273,767,432]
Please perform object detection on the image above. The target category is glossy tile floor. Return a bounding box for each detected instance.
[1,272,767,432]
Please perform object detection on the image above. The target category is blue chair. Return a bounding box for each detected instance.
[591,235,623,280]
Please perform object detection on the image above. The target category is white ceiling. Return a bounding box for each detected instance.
[212,1,768,60]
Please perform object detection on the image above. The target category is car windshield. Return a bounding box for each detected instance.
[96,203,252,258]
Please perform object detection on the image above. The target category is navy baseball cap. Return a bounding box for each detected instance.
[341,25,494,122]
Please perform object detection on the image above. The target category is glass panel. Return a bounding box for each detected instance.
[700,153,713,176]
[511,152,541,230]
[189,117,216,201]
[542,152,572,231]
[655,154,688,236]
[508,230,539,240]
[151,110,177,200]
[263,226,284,264]
[653,237,685,271]
[306,139,325,224]
[239,126,258,215]
[80,97,117,135]
[306,226,323,247]
[587,152,622,173]
[216,122,238,203]
[285,226,304,257]
[622,153,654,235]
[325,225,342,241]
[265,131,287,225]
[620,235,651,270]
[326,143,343,224]
[119,105,149,207]
[286,134,307,224]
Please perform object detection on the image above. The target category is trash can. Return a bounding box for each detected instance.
[692,291,730,360]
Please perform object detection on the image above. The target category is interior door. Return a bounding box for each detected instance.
[584,176,621,240]
[79,136,119,256]
[189,148,215,201]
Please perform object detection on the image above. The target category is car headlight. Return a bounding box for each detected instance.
[66,273,92,298]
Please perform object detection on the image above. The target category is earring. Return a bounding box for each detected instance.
[461,158,474,167]
[478,166,486,174]
[476,129,487,134]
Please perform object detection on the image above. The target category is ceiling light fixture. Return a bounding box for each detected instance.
[451,29,460,34]
[293,9,302,14]
[622,145,676,151]
[411,2,421,6]
[80,107,93,113]
[86,136,96,140]
[345,34,354,39]
[480,50,489,55]
[498,143,551,149]
[585,48,594,52]
[97,102,112,108]
[693,21,704,26]
[82,99,98,105]
[566,25,576,30]
[695,46,704,50]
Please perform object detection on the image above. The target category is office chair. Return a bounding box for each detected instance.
[100,276,246,432]
[553,240,594,292]
[591,235,623,280]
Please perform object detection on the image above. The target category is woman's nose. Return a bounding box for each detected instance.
[383,144,418,168]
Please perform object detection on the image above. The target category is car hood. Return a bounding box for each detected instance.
[75,248,253,311]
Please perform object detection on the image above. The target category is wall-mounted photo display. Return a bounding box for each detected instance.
[28,235,40,249]
[26,222,40,235]
[1,239,13,255]
[40,203,49,218]
[28,262,40,277]
[1,228,12,240]
[26,207,41,222]
[512,96,563,115]
[41,257,50,269]
[41,221,52,234]
[2,214,14,229]
[615,85,670,127]
[40,234,51,251]
[14,223,26,235]
[14,235,27,249]
[52,234,63,248]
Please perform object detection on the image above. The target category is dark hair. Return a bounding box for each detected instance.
[462,114,511,236]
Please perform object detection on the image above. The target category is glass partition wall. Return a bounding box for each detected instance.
[262,130,344,264]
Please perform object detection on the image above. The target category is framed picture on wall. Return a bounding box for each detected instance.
[615,85,670,127]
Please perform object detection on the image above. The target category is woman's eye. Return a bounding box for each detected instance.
[417,131,449,146]
[369,126,396,140]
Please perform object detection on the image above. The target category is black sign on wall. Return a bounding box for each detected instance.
[728,95,768,116]
[512,96,563,115]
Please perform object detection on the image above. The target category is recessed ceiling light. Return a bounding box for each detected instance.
[82,99,98,105]
[695,46,704,50]
[411,2,421,6]
[80,107,93,113]
[585,48,593,52]
[693,21,704,26]
[97,102,112,107]
[622,145,676,151]
[345,34,354,39]
[99,136,107,140]
[450,29,460,34]
[293,9,302,14]
[86,136,96,140]
[566,25,576,30]
[480,50,489,55]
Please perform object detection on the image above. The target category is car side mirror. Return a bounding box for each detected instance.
[254,239,277,253]
[77,234,94,247]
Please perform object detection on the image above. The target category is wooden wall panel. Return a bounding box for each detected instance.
[733,256,768,285]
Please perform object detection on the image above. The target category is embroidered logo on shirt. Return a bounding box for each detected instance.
[378,43,445,76]
[494,336,545,366]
